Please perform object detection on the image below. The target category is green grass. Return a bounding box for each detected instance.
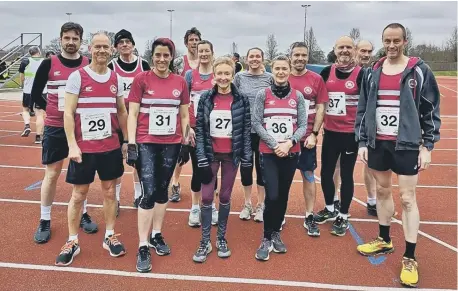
[433,71,457,77]
[1,75,21,89]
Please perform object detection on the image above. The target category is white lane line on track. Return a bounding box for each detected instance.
[0,262,454,291]
[439,84,458,93]
[0,198,456,227]
[0,164,456,189]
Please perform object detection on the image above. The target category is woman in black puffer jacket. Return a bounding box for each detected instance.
[193,56,252,263]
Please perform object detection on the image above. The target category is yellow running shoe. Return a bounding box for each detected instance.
[400,257,419,287]
[357,237,394,256]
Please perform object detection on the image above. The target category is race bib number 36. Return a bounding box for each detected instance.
[149,107,177,135]
[326,92,346,116]
[81,112,112,141]
[210,110,232,138]
[376,107,399,136]
[265,116,293,141]
[58,87,66,112]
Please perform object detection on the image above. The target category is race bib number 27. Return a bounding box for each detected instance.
[210,110,232,138]
[81,112,112,141]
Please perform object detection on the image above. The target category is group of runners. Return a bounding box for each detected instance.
[22,21,441,288]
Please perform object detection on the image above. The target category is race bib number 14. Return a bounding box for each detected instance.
[81,112,112,141]
[326,92,346,116]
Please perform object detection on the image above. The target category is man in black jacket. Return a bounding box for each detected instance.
[355,23,441,288]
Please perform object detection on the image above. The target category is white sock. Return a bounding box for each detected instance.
[41,205,51,220]
[139,241,148,248]
[116,183,121,201]
[68,234,78,242]
[333,195,339,202]
[151,230,161,238]
[191,204,200,211]
[212,202,216,210]
[367,197,377,206]
[105,229,114,239]
[325,205,335,212]
[83,199,88,214]
[134,182,142,199]
[305,212,312,218]
[339,213,348,220]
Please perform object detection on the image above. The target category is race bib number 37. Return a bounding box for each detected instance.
[376,107,399,136]
[81,112,112,141]
[210,110,232,138]
[326,92,346,116]
[265,116,293,141]
[149,107,177,135]
[58,87,66,112]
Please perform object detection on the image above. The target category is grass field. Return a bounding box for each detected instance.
[1,75,21,89]
[433,70,457,76]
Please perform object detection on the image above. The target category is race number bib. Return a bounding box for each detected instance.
[326,92,346,116]
[148,107,177,135]
[58,87,66,111]
[265,116,293,141]
[210,110,232,138]
[122,77,134,98]
[376,107,399,136]
[81,112,112,141]
[191,92,202,117]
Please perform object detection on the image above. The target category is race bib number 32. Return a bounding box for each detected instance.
[265,116,293,141]
[58,87,66,112]
[81,112,112,141]
[149,107,177,135]
[210,110,232,138]
[326,92,346,116]
[376,107,399,136]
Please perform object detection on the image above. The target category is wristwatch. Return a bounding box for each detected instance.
[312,131,319,137]
[290,138,297,146]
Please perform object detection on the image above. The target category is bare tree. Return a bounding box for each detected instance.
[43,37,61,54]
[142,39,156,64]
[326,50,336,63]
[265,34,279,60]
[349,28,361,43]
[447,26,457,62]
[305,27,325,64]
[404,27,413,55]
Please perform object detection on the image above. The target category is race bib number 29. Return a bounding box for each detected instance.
[149,107,177,135]
[326,92,346,116]
[81,112,112,141]
[376,107,399,136]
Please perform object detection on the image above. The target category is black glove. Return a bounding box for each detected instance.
[240,159,252,183]
[177,144,190,166]
[198,159,213,185]
[126,144,138,167]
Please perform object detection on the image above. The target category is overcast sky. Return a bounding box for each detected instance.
[0,1,456,58]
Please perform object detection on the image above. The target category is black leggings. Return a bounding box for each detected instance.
[260,152,299,239]
[189,146,217,192]
[320,130,358,214]
[241,133,264,187]
[136,143,180,210]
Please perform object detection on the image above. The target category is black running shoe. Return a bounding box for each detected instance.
[330,216,349,237]
[333,200,341,212]
[367,204,377,216]
[21,125,31,137]
[34,219,51,244]
[149,233,171,256]
[136,246,152,273]
[169,183,181,202]
[80,213,98,234]
[133,198,140,208]
[103,234,126,257]
[314,207,338,224]
[55,240,80,266]
[271,231,287,253]
[303,214,320,237]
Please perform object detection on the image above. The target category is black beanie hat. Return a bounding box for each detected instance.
[114,29,135,47]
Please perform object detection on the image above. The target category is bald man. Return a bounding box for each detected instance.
[315,36,363,237]
[356,40,374,68]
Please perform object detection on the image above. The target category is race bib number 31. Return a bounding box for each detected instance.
[265,116,293,141]
[376,107,399,136]
[58,87,66,112]
[210,110,232,138]
[81,112,112,141]
[149,107,177,135]
[326,92,346,116]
